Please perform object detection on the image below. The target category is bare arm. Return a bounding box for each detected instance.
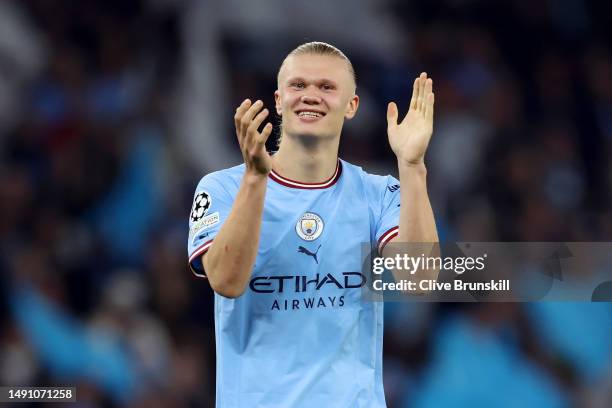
[396,162,438,245]
[384,73,439,285]
[203,99,273,298]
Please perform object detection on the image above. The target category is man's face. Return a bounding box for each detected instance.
[275,54,359,141]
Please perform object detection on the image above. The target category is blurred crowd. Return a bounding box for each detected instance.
[0,0,611,407]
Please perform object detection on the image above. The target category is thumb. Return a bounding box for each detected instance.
[387,102,398,128]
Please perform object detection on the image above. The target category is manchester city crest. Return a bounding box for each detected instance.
[296,212,324,241]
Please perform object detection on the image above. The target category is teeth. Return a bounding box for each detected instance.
[298,111,322,118]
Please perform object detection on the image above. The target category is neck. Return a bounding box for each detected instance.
[272,132,340,183]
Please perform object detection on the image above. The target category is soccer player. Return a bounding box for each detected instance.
[187,42,438,407]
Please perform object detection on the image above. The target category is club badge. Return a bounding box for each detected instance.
[296,212,324,241]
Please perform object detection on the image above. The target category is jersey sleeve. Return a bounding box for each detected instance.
[187,172,234,278]
[373,175,401,254]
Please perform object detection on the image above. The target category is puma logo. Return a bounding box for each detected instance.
[298,245,322,264]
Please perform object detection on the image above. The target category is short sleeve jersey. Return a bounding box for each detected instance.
[187,159,400,408]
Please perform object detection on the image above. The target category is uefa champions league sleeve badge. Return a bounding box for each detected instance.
[296,212,324,241]
[190,191,211,222]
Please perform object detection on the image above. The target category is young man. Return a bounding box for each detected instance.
[187,42,438,407]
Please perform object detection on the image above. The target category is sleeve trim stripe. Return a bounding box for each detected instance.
[188,239,214,278]
[378,226,399,253]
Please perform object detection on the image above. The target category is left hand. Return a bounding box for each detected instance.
[387,72,434,166]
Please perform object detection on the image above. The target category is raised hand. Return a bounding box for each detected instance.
[234,99,273,175]
[386,72,435,166]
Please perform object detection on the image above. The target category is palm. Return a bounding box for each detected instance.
[387,73,434,165]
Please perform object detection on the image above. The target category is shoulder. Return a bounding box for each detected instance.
[196,163,245,193]
[339,158,396,190]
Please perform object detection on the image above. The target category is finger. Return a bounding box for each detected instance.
[387,102,398,128]
[425,92,434,121]
[421,78,432,113]
[240,100,264,132]
[418,72,427,112]
[248,108,269,137]
[257,122,273,145]
[414,76,422,112]
[234,99,252,135]
[235,99,252,122]
[409,78,419,110]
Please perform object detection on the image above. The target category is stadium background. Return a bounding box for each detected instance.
[0,0,611,406]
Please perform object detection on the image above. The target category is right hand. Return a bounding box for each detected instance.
[234,99,273,176]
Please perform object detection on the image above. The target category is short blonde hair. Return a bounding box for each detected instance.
[277,41,356,88]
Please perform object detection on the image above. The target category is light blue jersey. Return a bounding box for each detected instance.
[187,159,400,407]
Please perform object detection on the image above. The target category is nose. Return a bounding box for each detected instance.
[300,93,321,105]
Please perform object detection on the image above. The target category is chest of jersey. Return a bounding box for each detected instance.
[243,180,372,312]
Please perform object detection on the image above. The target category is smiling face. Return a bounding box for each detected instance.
[275,53,359,141]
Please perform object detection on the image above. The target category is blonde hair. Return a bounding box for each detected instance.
[277,41,356,88]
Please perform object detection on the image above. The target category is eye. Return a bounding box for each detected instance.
[291,81,305,89]
[321,83,334,91]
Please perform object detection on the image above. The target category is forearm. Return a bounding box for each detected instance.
[397,161,438,243]
[388,161,439,285]
[203,172,267,297]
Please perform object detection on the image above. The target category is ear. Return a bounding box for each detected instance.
[274,90,282,116]
[344,94,359,120]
